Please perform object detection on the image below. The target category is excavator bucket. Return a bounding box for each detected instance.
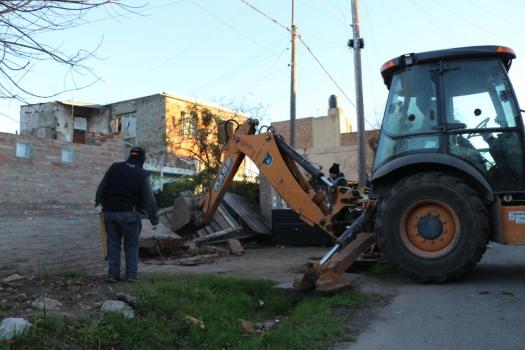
[171,193,201,232]
[294,233,376,293]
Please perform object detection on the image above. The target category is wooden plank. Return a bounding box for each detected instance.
[213,209,230,230]
[157,206,174,216]
[209,220,222,232]
[204,225,215,235]
[217,205,238,228]
[192,226,242,244]
[223,193,270,234]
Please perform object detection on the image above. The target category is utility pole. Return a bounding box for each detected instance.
[349,0,366,188]
[289,0,297,148]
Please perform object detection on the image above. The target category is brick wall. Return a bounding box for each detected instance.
[271,118,313,150]
[340,129,380,147]
[0,132,128,277]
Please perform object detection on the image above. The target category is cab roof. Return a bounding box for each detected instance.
[380,45,516,87]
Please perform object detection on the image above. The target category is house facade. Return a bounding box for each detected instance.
[20,92,248,188]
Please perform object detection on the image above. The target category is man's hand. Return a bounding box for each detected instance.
[152,225,158,231]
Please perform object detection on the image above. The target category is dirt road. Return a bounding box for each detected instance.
[140,246,328,283]
[338,244,525,350]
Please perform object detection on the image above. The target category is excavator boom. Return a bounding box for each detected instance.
[173,118,376,291]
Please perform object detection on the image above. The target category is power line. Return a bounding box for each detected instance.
[239,0,357,109]
[239,0,290,33]
[0,112,25,127]
[124,5,251,89]
[297,36,356,109]
[191,0,281,55]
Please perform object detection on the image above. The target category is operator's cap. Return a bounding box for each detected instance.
[129,147,146,162]
[329,163,340,174]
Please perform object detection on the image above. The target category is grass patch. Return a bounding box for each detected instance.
[62,271,83,279]
[9,275,363,350]
[367,259,396,276]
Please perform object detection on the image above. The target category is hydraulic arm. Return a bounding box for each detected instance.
[174,118,376,291]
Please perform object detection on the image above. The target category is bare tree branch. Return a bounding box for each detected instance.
[0,0,145,101]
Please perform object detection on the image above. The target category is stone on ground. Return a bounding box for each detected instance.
[101,300,134,319]
[0,318,31,341]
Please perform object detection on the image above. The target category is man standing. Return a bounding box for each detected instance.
[95,147,159,282]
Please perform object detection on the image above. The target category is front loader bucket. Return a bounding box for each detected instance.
[171,193,201,232]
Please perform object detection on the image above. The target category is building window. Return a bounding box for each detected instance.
[181,111,197,137]
[15,142,31,158]
[61,148,74,163]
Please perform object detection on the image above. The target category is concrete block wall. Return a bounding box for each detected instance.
[0,132,128,277]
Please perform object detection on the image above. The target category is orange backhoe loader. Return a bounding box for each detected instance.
[173,45,525,291]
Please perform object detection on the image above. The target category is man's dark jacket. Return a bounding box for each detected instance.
[95,158,159,225]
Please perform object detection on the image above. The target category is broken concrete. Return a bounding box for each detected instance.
[32,296,63,311]
[101,300,134,319]
[2,274,24,284]
[0,318,31,341]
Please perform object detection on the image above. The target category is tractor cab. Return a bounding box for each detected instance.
[372,46,524,194]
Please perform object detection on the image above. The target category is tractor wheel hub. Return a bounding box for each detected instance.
[417,214,443,240]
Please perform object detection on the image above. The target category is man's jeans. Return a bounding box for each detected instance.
[104,211,141,280]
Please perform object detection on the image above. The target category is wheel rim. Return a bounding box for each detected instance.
[400,200,460,258]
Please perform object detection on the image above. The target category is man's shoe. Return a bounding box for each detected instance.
[106,277,120,283]
[126,277,138,283]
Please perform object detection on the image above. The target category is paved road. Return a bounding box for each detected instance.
[341,244,525,350]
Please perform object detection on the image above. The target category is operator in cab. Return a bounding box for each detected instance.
[95,147,159,283]
[328,163,348,187]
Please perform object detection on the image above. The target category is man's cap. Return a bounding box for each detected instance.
[129,147,146,162]
[329,163,340,174]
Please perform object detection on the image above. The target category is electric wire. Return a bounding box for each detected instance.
[124,5,251,89]
[378,0,407,53]
[239,0,291,33]
[409,0,457,44]
[297,35,356,109]
[436,0,525,47]
[239,0,358,109]
[191,0,281,55]
[191,36,289,95]
[0,112,20,124]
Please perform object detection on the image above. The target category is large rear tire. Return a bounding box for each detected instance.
[375,172,489,282]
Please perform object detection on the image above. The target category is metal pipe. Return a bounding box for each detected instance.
[275,136,324,179]
[320,208,373,266]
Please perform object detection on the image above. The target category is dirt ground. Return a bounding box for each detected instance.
[140,245,330,284]
[0,274,136,320]
[0,245,336,320]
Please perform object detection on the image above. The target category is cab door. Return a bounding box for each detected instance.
[442,58,525,192]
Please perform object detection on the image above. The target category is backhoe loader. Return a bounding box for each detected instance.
[173,45,525,291]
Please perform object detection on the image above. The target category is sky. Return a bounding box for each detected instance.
[1,0,525,134]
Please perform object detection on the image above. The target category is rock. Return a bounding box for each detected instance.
[116,293,137,307]
[182,241,197,254]
[240,319,256,333]
[257,319,279,331]
[1,274,24,283]
[16,293,27,302]
[32,296,63,311]
[184,315,206,331]
[101,300,134,319]
[227,239,244,255]
[0,318,31,341]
